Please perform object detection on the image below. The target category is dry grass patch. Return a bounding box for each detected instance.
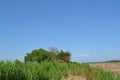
[90,62,120,74]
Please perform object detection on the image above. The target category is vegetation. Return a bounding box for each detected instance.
[24,48,71,63]
[24,48,51,63]
[0,47,120,80]
[0,60,120,80]
[105,60,120,63]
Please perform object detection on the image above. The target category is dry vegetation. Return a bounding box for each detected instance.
[90,62,120,74]
[63,62,120,80]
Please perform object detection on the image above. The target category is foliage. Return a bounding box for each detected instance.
[24,48,51,63]
[105,60,120,63]
[56,50,71,63]
[0,60,67,80]
[24,48,71,63]
[2,47,119,80]
[0,60,120,80]
[48,47,58,62]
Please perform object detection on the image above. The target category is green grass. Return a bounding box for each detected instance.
[0,60,120,80]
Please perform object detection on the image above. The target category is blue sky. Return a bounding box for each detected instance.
[0,0,120,62]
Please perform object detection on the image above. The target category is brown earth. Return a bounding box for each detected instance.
[62,70,86,80]
[62,74,86,80]
[90,62,120,74]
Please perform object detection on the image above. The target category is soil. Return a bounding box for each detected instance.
[90,62,120,74]
[62,75,86,80]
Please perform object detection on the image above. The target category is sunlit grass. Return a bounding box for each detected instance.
[0,60,120,80]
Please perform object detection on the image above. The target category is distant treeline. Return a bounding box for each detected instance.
[105,60,120,63]
[87,60,120,64]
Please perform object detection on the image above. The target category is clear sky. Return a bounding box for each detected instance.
[0,0,120,62]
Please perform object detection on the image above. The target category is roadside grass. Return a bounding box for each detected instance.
[0,60,120,80]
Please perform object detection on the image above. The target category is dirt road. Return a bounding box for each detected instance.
[62,75,86,80]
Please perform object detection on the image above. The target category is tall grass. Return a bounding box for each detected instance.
[0,60,120,80]
[0,60,68,80]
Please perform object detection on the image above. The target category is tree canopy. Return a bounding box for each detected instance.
[56,50,71,63]
[24,48,51,63]
[24,47,71,63]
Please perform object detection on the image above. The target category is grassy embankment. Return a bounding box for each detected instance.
[0,60,120,80]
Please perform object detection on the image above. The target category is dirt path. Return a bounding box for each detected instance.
[62,75,86,80]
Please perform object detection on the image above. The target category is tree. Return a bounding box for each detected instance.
[24,48,51,63]
[48,47,58,62]
[24,47,71,63]
[56,50,71,63]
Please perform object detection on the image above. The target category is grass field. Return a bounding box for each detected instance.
[0,60,120,80]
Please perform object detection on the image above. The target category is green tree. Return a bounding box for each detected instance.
[56,50,71,63]
[24,48,51,63]
[24,47,71,63]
